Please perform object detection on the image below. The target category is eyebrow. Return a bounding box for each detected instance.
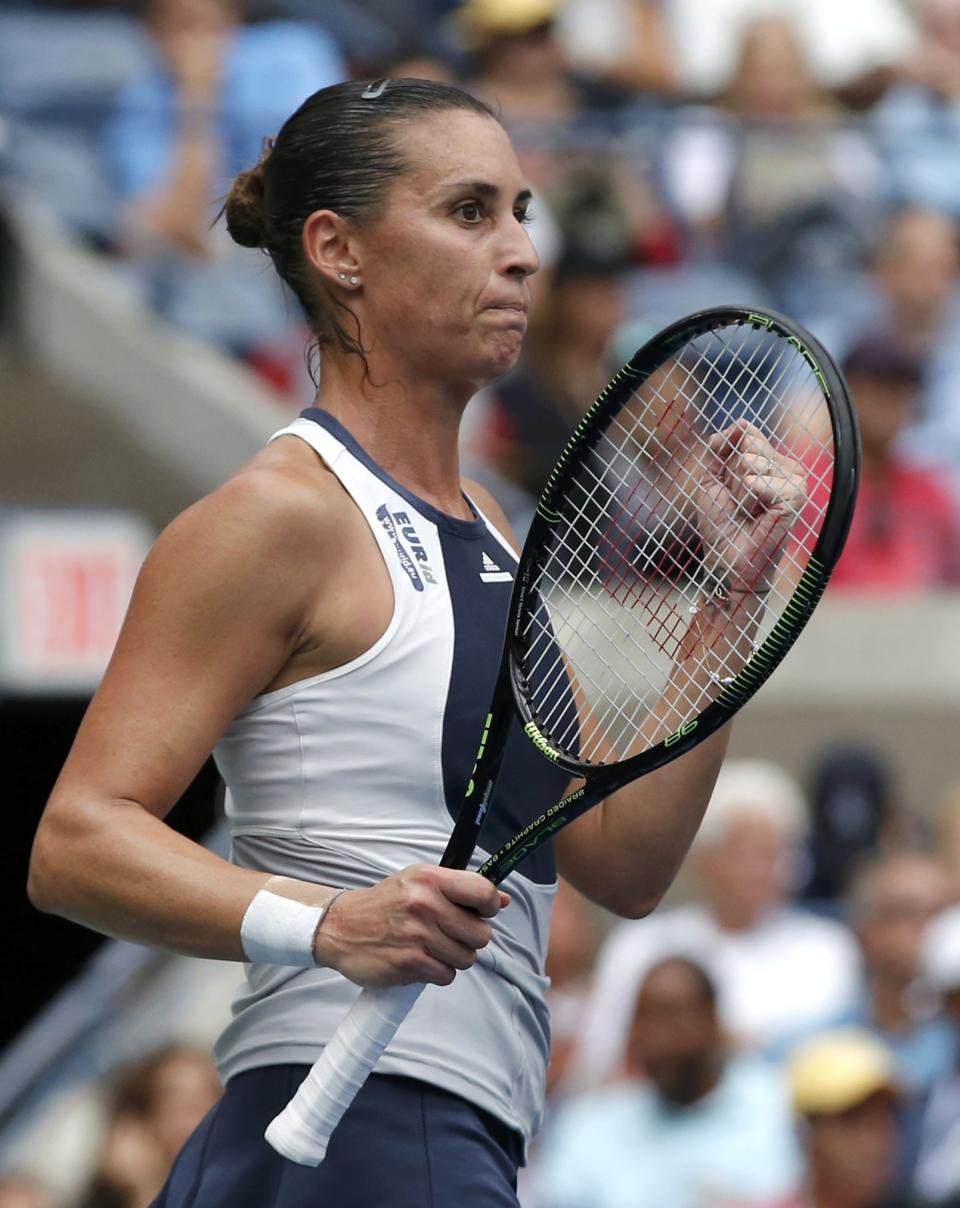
[444,180,533,205]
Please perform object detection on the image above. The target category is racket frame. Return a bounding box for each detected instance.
[465,306,860,883]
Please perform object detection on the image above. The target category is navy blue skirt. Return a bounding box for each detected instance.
[150,1067,524,1207]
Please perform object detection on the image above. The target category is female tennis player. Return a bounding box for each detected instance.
[28,79,804,1206]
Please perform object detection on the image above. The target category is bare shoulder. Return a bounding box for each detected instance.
[462,477,521,555]
[136,436,352,634]
[173,436,346,555]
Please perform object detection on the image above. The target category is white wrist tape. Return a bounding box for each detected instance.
[240,890,334,967]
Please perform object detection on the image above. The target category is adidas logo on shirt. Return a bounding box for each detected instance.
[480,551,513,584]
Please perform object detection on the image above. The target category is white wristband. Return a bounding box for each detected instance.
[240,889,342,967]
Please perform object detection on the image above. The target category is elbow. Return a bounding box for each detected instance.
[27,805,91,917]
[591,880,666,919]
[612,890,664,921]
[27,830,59,915]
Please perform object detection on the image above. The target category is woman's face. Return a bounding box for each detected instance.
[349,110,540,393]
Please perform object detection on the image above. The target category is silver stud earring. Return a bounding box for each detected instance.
[349,275,359,286]
[338,272,346,281]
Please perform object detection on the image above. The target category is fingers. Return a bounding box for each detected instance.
[425,929,488,975]
[432,867,509,916]
[710,422,807,517]
[323,866,512,990]
[406,868,510,974]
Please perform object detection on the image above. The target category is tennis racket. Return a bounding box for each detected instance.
[265,304,859,1164]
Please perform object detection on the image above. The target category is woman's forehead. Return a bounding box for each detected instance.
[392,110,527,197]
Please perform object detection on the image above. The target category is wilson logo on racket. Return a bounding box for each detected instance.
[523,720,561,762]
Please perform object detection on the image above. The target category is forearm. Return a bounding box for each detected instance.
[28,792,502,987]
[28,794,338,961]
[557,591,759,914]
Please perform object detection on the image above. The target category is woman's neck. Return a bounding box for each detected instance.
[314,354,474,520]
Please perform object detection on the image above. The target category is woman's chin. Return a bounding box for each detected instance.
[477,332,525,383]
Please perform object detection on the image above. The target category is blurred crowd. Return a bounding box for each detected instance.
[524,752,960,1208]
[3,2,960,1207]
[0,1046,222,1208]
[5,752,960,1207]
[2,0,960,587]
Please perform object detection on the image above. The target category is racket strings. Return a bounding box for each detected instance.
[520,323,836,765]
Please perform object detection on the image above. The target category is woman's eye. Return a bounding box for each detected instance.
[457,202,483,223]
[515,207,533,225]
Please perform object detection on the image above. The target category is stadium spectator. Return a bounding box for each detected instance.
[788,1028,908,1208]
[872,0,960,220]
[554,0,678,98]
[456,0,645,146]
[102,0,345,350]
[662,0,917,101]
[902,905,960,1203]
[661,15,883,285]
[800,745,894,906]
[823,851,957,1094]
[78,1047,221,1208]
[458,0,584,127]
[871,210,960,371]
[532,956,804,1208]
[570,760,860,1089]
[808,207,960,481]
[0,1176,55,1208]
[828,336,960,593]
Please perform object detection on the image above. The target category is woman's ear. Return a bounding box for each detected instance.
[302,209,362,290]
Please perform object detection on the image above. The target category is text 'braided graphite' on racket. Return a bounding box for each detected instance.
[265,305,860,1164]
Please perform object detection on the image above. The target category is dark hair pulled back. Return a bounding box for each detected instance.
[224,78,498,374]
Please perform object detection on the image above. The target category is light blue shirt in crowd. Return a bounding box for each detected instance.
[103,20,345,202]
[872,86,960,220]
[533,1054,803,1208]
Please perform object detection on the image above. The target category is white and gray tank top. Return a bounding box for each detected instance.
[211,408,567,1142]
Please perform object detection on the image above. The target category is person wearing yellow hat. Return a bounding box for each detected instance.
[458,0,584,126]
[458,0,563,47]
[789,1028,914,1208]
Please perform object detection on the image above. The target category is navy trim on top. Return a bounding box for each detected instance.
[437,527,559,886]
[300,408,488,540]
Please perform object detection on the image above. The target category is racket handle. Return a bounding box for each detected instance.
[264,981,425,1165]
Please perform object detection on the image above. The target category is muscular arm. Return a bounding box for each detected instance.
[28,462,335,957]
[30,454,505,983]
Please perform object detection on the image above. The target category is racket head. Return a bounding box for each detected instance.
[504,305,859,783]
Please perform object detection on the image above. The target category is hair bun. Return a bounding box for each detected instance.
[225,157,269,249]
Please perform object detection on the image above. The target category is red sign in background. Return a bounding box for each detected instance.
[1,512,152,693]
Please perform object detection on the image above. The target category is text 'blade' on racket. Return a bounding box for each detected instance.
[264,305,860,1165]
